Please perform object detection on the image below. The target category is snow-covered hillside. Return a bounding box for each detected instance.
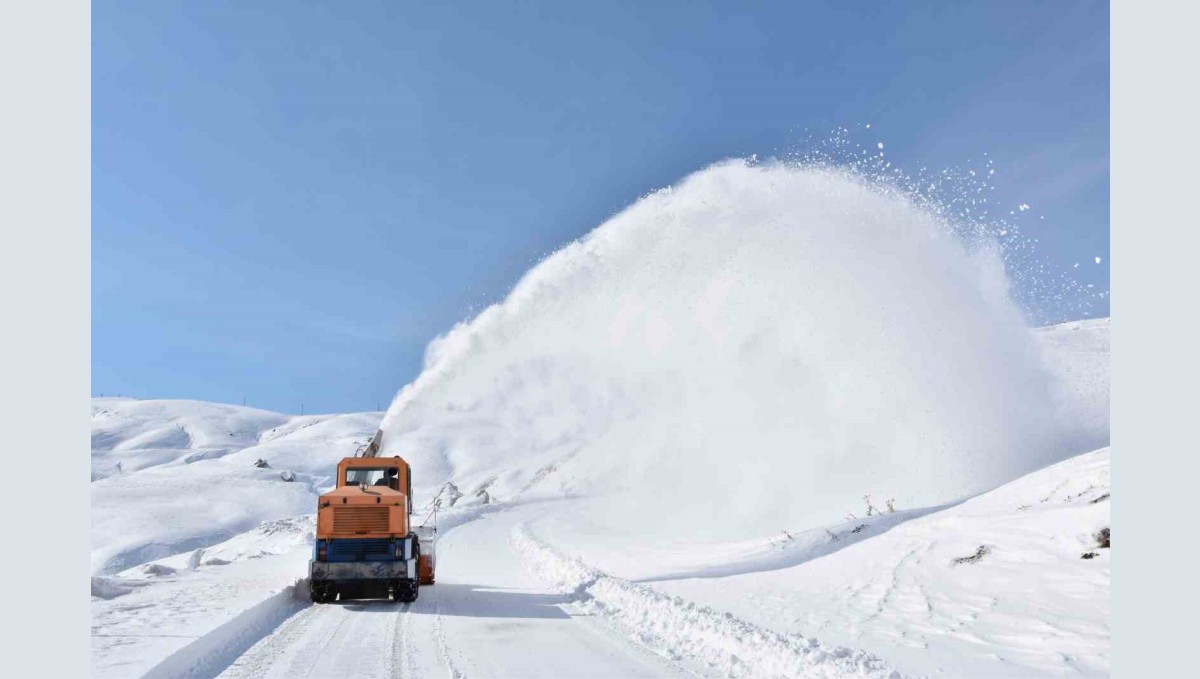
[528,447,1110,677]
[91,399,382,574]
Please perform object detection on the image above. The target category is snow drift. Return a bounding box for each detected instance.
[379,159,1080,534]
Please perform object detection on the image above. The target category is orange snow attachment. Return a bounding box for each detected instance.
[419,553,435,585]
[415,524,437,585]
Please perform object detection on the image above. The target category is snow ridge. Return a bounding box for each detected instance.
[141,580,309,679]
[512,525,905,679]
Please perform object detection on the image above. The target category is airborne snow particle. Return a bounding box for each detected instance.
[877,142,884,149]
[1018,203,1030,212]
[376,160,1074,542]
[1094,257,1102,264]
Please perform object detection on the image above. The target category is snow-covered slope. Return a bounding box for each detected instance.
[92,398,289,478]
[533,447,1110,677]
[91,398,381,574]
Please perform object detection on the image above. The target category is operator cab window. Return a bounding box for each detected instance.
[345,467,399,490]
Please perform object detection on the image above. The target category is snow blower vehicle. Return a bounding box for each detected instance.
[309,430,436,603]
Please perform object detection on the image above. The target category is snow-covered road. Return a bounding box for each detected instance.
[218,505,695,679]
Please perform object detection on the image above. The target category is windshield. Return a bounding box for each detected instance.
[344,467,398,489]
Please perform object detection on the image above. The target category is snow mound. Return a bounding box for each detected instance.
[91,575,148,600]
[380,160,1081,536]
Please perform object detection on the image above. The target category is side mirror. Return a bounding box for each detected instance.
[359,482,367,492]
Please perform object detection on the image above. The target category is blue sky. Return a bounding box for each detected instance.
[93,1,1108,414]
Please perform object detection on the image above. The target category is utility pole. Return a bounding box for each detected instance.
[301,403,305,416]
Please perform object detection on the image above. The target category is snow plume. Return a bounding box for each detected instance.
[380,160,1076,535]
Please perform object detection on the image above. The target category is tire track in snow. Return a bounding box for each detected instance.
[392,599,417,679]
[431,585,467,679]
[383,600,402,679]
[298,604,358,678]
[220,601,412,679]
[219,603,331,678]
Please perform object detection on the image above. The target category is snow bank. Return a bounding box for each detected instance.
[92,528,314,678]
[380,160,1077,536]
[513,525,903,679]
[141,580,309,679]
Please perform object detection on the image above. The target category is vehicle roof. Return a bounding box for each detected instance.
[338,456,409,468]
[322,485,405,497]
